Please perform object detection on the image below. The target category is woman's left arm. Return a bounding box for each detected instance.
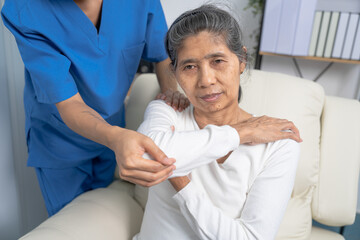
[170,139,300,240]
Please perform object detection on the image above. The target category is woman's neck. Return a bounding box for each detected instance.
[193,104,251,129]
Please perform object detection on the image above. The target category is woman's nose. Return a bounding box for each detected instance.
[198,65,216,88]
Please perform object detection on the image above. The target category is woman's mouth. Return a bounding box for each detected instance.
[200,93,222,102]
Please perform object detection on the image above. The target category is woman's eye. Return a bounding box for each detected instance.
[214,59,224,64]
[184,65,195,70]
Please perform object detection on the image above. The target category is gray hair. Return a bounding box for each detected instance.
[165,4,247,69]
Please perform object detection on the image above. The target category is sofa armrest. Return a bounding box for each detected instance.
[312,96,360,226]
[20,181,143,240]
[125,74,161,132]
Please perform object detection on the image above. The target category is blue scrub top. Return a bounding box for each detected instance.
[1,0,169,168]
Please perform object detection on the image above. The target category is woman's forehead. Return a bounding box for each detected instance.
[178,31,230,57]
[183,31,225,46]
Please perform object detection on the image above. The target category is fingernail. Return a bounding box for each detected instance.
[168,171,173,177]
[172,165,176,170]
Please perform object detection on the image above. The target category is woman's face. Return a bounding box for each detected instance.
[175,31,246,114]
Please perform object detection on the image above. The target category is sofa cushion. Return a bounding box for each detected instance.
[134,185,149,210]
[21,181,143,240]
[276,186,315,240]
[310,226,344,240]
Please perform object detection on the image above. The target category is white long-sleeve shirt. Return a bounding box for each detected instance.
[134,100,300,240]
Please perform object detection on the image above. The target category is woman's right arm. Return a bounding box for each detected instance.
[138,100,240,177]
[139,100,302,177]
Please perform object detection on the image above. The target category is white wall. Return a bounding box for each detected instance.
[160,0,261,59]
[0,0,48,239]
[0,13,21,238]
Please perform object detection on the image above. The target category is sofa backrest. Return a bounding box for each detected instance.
[313,96,360,226]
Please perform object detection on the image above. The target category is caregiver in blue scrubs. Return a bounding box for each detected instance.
[1,0,184,216]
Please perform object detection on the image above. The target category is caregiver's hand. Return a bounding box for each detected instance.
[108,128,176,186]
[56,93,175,187]
[231,115,302,145]
[156,90,190,112]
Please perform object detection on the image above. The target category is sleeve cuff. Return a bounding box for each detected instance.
[172,181,198,205]
[223,125,240,147]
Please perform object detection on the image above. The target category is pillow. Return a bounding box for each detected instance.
[276,186,315,240]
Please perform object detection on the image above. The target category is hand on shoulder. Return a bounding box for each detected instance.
[156,90,190,112]
[231,115,303,145]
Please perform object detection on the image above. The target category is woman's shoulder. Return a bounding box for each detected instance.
[144,100,192,122]
[145,100,177,116]
[146,100,192,117]
[273,138,300,151]
[265,138,300,168]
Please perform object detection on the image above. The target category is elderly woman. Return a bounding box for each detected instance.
[133,5,300,240]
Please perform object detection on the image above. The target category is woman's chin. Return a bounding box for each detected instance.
[197,103,224,113]
[195,99,239,115]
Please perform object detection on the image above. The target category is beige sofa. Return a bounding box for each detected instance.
[20,70,360,240]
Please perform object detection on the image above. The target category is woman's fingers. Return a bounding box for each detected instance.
[281,131,302,142]
[234,115,303,144]
[281,122,302,141]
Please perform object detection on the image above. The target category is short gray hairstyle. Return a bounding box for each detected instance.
[165,4,247,69]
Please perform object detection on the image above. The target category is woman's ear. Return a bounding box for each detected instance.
[240,46,247,74]
[168,62,176,76]
[240,62,246,74]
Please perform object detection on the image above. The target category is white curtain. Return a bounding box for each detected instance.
[0,0,47,238]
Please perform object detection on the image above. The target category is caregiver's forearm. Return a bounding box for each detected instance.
[155,58,178,92]
[55,93,120,149]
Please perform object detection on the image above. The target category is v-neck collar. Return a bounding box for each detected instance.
[56,0,107,52]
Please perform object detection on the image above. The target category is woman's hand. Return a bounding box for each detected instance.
[108,127,176,187]
[169,176,191,192]
[156,90,190,112]
[231,115,302,145]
